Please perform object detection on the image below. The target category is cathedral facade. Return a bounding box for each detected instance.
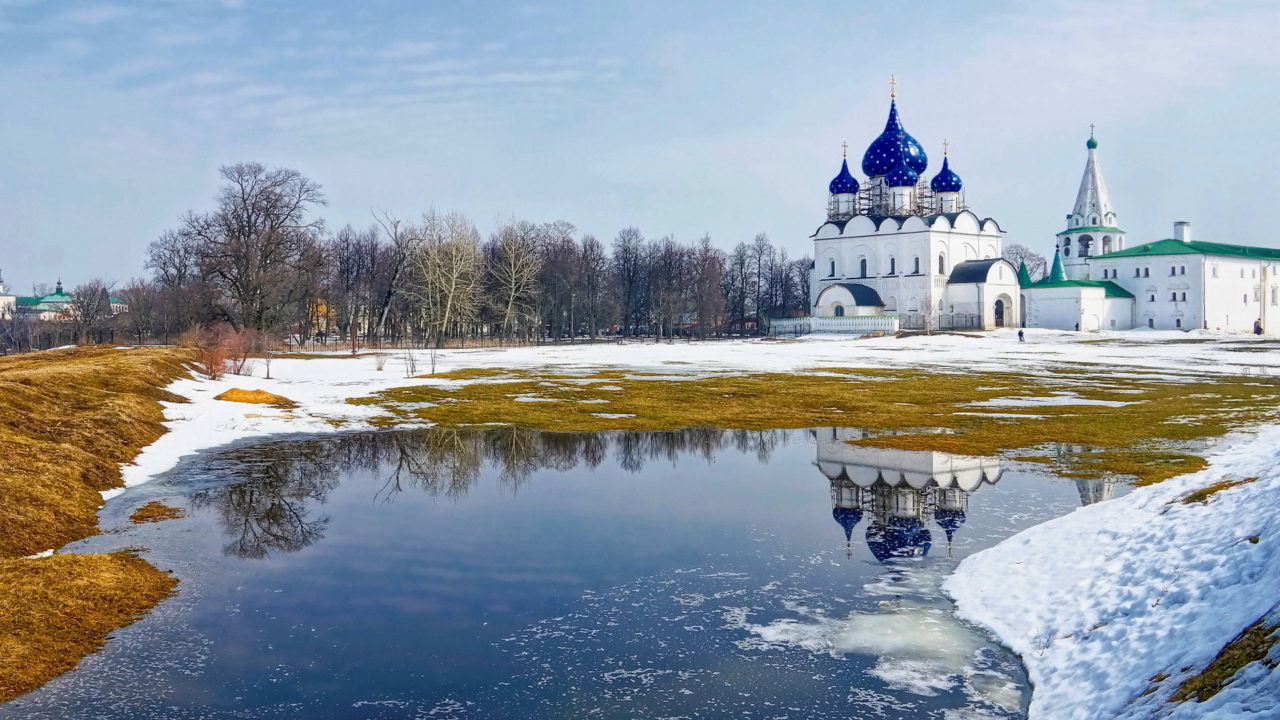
[808,91,1021,331]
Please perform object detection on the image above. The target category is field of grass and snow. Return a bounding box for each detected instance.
[111,328,1280,718]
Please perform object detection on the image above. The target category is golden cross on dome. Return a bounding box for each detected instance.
[1090,123,1095,137]
[889,75,897,98]
[842,141,848,158]
[942,138,949,156]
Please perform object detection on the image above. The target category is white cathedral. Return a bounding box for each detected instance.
[806,90,1280,335]
[807,89,1021,332]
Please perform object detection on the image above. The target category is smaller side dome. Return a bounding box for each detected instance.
[930,156,962,193]
[885,149,919,188]
[832,506,863,542]
[828,158,860,195]
[1086,134,1098,150]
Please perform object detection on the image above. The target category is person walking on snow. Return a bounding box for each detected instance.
[1018,329,1025,342]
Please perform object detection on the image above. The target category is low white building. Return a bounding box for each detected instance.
[1025,135,1280,334]
[806,90,1020,331]
[0,270,14,318]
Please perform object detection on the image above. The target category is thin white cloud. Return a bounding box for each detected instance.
[380,41,439,59]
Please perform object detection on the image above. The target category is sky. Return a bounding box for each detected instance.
[1,0,1279,293]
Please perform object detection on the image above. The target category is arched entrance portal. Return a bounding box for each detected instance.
[994,298,1006,328]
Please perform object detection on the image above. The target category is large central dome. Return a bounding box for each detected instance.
[861,100,928,178]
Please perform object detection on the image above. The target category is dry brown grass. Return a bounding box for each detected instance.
[1177,477,1259,505]
[352,367,1280,485]
[213,388,296,408]
[1169,614,1280,704]
[129,501,185,524]
[0,552,177,701]
[0,346,191,702]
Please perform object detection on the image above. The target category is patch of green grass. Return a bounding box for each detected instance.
[1177,477,1259,504]
[351,367,1280,485]
[1169,614,1280,704]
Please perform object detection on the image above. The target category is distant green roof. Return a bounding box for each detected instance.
[1097,238,1280,261]
[1057,226,1124,236]
[1031,279,1135,299]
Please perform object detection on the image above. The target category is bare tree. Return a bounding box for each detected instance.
[171,162,328,331]
[372,209,419,342]
[688,235,726,338]
[406,210,484,348]
[485,217,541,340]
[612,227,646,336]
[1003,243,1047,282]
[578,234,609,339]
[118,278,158,344]
[66,279,115,344]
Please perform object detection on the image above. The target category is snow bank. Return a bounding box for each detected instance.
[945,427,1280,719]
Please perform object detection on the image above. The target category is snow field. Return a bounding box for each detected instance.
[945,426,1280,719]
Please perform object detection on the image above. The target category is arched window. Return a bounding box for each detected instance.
[829,259,835,277]
[834,305,845,317]
[1064,247,1071,257]
[859,258,867,277]
[1181,292,1187,302]
[888,257,896,275]
[912,257,920,274]
[938,254,945,274]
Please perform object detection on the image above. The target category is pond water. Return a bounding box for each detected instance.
[2,427,1126,720]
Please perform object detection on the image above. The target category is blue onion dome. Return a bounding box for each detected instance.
[828,158,860,195]
[866,517,932,563]
[934,508,966,542]
[930,156,963,193]
[832,506,863,542]
[862,100,928,177]
[885,148,919,188]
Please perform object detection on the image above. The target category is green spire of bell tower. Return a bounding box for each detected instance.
[1017,260,1033,288]
[1047,249,1066,283]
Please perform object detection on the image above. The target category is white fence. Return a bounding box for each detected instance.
[769,316,900,336]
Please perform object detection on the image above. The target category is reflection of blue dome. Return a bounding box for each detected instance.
[829,158,860,195]
[934,508,967,542]
[930,156,963,193]
[866,518,932,563]
[862,100,928,177]
[885,150,919,188]
[832,506,863,541]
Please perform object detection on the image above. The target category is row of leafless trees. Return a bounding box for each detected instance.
[122,162,811,348]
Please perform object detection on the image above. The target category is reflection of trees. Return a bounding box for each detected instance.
[197,427,797,559]
[192,440,345,559]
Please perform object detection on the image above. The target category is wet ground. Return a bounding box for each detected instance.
[1,427,1126,719]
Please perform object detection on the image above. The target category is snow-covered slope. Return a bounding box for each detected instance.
[946,427,1280,719]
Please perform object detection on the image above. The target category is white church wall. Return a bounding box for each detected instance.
[1204,258,1271,333]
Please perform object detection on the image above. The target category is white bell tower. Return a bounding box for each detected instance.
[1057,127,1125,280]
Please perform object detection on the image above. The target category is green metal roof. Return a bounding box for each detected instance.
[1096,238,1280,261]
[1057,226,1124,236]
[1030,279,1135,299]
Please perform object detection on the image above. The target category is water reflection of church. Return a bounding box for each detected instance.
[817,429,1123,562]
[815,428,1003,562]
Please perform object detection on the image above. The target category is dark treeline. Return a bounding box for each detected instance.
[123,162,811,348]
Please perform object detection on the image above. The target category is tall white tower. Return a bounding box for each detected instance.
[1057,128,1125,280]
